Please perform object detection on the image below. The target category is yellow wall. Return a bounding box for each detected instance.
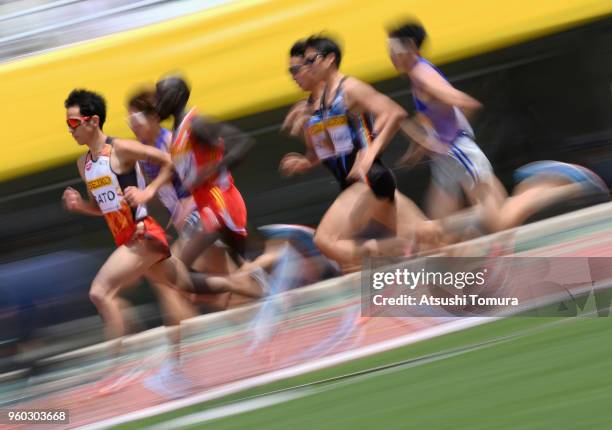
[0,0,610,181]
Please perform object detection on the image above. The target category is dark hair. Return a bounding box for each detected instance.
[64,89,107,129]
[289,39,306,57]
[304,35,342,67]
[127,88,157,116]
[191,116,223,145]
[387,22,427,49]
[155,75,191,118]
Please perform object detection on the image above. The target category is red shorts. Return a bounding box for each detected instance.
[193,184,247,237]
[127,216,171,258]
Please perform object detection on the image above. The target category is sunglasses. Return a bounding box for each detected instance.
[66,115,91,130]
[288,65,303,76]
[302,53,323,66]
[288,53,323,76]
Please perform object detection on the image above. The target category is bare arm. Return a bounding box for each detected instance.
[114,138,174,206]
[238,250,280,274]
[62,155,103,216]
[279,130,321,176]
[345,77,407,158]
[343,77,407,179]
[279,98,321,174]
[412,65,481,114]
[189,116,255,188]
[282,99,312,137]
[399,112,449,156]
[396,139,429,168]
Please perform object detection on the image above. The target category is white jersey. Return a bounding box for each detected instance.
[84,141,148,246]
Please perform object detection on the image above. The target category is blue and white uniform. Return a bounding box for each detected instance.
[138,127,200,237]
[258,224,341,285]
[413,57,493,195]
[514,161,609,196]
[306,77,396,201]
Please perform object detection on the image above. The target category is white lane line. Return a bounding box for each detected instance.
[147,390,309,430]
[147,318,560,430]
[77,317,496,430]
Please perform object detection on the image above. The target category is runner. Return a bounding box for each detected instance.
[127,88,200,322]
[440,160,609,249]
[62,88,200,395]
[155,76,254,272]
[499,160,609,230]
[281,39,323,141]
[127,87,257,337]
[280,36,438,270]
[194,223,342,310]
[386,21,507,232]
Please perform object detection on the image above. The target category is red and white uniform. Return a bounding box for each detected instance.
[170,108,247,237]
[84,143,169,252]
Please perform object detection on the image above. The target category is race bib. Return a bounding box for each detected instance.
[87,176,122,214]
[308,115,354,160]
[308,122,335,160]
[325,115,353,154]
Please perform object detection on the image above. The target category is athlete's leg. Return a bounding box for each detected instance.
[146,282,191,367]
[142,250,200,396]
[496,180,584,231]
[426,151,467,219]
[191,244,236,275]
[142,269,196,399]
[370,190,444,253]
[221,270,265,298]
[314,182,378,269]
[466,175,507,233]
[182,270,263,299]
[500,161,610,231]
[193,240,288,300]
[426,134,504,237]
[174,207,231,274]
[179,229,223,270]
[221,230,247,267]
[425,181,464,220]
[190,184,249,269]
[442,179,586,236]
[149,241,199,324]
[148,238,258,303]
[89,243,166,343]
[154,282,193,317]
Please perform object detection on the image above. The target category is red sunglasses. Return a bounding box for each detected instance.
[66,116,91,130]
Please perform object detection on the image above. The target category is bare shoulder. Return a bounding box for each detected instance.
[412,60,446,85]
[108,138,147,169]
[342,77,375,110]
[76,153,89,179]
[342,76,370,93]
[112,137,143,151]
[76,152,87,167]
[77,152,88,171]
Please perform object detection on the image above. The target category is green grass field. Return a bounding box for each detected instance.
[118,311,612,430]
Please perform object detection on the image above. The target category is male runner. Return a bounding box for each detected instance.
[62,89,199,394]
[280,36,436,269]
[386,21,507,231]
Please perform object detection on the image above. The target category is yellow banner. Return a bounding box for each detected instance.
[0,0,610,181]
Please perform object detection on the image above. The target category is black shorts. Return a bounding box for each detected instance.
[365,159,396,202]
[326,156,397,202]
